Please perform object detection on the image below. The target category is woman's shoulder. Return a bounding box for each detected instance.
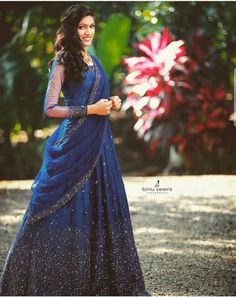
[47,59,65,79]
[48,56,65,70]
[49,52,65,68]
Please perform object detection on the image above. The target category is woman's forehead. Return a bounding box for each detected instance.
[78,15,95,25]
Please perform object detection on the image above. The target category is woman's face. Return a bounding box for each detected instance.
[77,15,95,49]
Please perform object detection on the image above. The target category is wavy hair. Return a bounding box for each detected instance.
[49,4,95,84]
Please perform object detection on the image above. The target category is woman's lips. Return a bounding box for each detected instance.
[83,37,92,41]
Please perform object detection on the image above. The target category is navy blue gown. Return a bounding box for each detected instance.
[0,55,150,296]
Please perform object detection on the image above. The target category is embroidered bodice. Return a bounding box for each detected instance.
[43,61,95,119]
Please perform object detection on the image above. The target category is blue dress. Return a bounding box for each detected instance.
[0,55,150,296]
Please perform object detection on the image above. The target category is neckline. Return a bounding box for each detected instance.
[85,55,94,67]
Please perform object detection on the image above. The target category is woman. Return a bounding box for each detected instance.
[0,4,150,296]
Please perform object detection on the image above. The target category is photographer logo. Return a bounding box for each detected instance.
[142,180,173,195]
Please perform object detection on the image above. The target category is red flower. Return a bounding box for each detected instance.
[122,28,187,141]
[122,28,231,169]
[124,30,186,78]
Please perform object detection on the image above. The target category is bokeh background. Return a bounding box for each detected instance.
[1,1,236,179]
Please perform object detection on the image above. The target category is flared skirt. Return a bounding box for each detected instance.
[0,133,149,296]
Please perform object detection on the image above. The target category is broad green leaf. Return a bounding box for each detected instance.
[96,13,131,78]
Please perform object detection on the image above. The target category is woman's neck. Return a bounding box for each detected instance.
[81,50,93,66]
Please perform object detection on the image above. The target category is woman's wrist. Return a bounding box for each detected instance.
[86,104,97,115]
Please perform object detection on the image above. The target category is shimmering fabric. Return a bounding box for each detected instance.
[0,55,150,296]
[29,57,106,223]
[43,62,88,119]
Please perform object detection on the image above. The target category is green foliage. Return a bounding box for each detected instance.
[130,1,236,90]
[96,13,131,78]
[0,1,236,178]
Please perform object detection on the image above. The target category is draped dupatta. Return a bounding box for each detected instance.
[28,56,110,224]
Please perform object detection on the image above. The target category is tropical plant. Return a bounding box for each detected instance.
[96,13,131,78]
[122,28,234,172]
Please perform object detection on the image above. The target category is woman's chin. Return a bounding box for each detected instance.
[82,42,92,48]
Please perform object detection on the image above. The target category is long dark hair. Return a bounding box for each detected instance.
[50,4,95,84]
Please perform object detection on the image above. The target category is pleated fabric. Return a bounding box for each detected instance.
[0,55,150,296]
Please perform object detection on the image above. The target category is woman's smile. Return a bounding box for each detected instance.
[77,15,95,48]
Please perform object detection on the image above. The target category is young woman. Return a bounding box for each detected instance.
[0,4,150,296]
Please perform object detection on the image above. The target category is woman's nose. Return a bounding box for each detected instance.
[85,28,92,35]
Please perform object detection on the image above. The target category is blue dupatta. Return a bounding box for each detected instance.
[28,56,110,224]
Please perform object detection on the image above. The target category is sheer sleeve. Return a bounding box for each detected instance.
[43,62,87,119]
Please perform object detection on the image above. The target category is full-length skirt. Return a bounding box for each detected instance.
[0,125,149,296]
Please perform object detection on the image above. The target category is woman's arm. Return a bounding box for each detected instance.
[43,62,88,119]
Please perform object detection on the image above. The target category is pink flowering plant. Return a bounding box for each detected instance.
[122,28,233,171]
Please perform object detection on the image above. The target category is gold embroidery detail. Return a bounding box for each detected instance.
[28,123,107,224]
[55,57,101,146]
[28,57,105,224]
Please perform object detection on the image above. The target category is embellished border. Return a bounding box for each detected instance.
[28,57,106,224]
[55,57,101,146]
[28,121,107,224]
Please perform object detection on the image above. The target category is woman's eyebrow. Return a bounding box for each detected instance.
[78,23,95,26]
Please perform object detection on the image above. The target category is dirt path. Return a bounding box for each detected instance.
[0,175,236,296]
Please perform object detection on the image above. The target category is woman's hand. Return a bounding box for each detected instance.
[109,96,121,111]
[87,99,112,115]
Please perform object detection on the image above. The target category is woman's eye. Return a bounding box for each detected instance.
[78,25,95,30]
